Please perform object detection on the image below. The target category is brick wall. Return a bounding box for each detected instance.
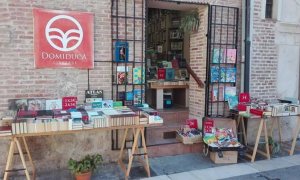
[250,0,277,99]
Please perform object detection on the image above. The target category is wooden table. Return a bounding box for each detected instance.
[148,83,189,109]
[237,114,270,162]
[3,124,161,180]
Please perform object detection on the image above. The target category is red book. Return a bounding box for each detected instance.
[239,93,250,103]
[171,59,179,69]
[157,68,166,80]
[62,97,77,110]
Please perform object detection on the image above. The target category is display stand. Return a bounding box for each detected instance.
[237,114,270,162]
[2,124,160,180]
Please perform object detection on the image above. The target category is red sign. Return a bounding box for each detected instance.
[239,93,250,103]
[33,8,94,69]
[204,119,214,134]
[62,97,77,110]
[186,119,198,129]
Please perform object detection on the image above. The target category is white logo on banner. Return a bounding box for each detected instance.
[45,15,83,52]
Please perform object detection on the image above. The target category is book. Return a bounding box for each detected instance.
[224,49,236,63]
[92,101,102,109]
[178,58,187,68]
[171,58,179,69]
[162,61,172,68]
[224,86,237,101]
[117,91,126,101]
[212,86,224,102]
[126,91,134,101]
[113,101,123,107]
[157,68,166,80]
[133,89,144,105]
[210,66,219,82]
[165,68,175,81]
[102,100,113,108]
[148,67,157,79]
[212,48,224,63]
[179,69,188,80]
[117,66,129,84]
[28,99,46,111]
[227,96,238,110]
[85,98,102,103]
[8,99,28,111]
[133,67,145,84]
[220,67,236,82]
[46,99,62,110]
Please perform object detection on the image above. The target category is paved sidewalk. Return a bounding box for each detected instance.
[142,154,300,180]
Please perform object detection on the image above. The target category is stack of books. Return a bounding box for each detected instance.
[0,126,12,136]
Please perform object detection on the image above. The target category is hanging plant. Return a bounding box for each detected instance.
[180,11,200,33]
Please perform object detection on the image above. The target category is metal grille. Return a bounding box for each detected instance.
[205,5,239,117]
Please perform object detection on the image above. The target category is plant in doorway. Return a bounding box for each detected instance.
[179,10,200,33]
[68,154,103,180]
[268,136,281,155]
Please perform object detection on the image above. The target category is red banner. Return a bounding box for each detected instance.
[204,119,214,134]
[33,8,94,69]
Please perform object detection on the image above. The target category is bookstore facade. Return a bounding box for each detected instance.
[0,0,244,178]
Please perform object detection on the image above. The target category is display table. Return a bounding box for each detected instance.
[148,83,189,109]
[2,124,161,180]
[237,114,270,162]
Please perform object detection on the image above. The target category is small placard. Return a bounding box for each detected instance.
[62,97,77,110]
[85,90,103,99]
[204,119,214,134]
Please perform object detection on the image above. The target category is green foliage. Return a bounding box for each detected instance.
[68,154,103,175]
[180,11,200,33]
[268,136,281,155]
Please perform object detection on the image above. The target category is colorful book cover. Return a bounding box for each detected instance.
[117,91,126,101]
[133,89,145,105]
[210,66,219,82]
[149,67,157,79]
[212,86,224,102]
[228,95,238,109]
[179,69,188,80]
[92,101,102,109]
[126,91,134,101]
[224,86,237,101]
[62,97,77,110]
[117,66,129,84]
[113,101,123,107]
[85,98,102,103]
[28,99,46,111]
[133,67,145,84]
[165,68,175,81]
[157,68,166,80]
[46,99,62,110]
[212,48,224,63]
[224,49,236,63]
[102,100,113,108]
[220,67,226,82]
[225,67,236,82]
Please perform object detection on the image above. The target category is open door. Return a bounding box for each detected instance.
[205,5,239,117]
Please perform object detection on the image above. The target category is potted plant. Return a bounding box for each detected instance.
[179,10,200,33]
[268,136,281,155]
[68,154,103,180]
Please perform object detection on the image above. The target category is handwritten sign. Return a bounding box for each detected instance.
[62,96,77,110]
[204,119,214,134]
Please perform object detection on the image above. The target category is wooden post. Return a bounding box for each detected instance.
[15,137,31,180]
[22,137,36,179]
[4,138,15,180]
[251,118,264,162]
[290,117,300,155]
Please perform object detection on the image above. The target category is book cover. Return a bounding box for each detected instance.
[28,99,46,111]
[102,100,113,108]
[113,101,123,107]
[117,91,126,101]
[212,48,224,63]
[117,66,129,84]
[224,86,237,101]
[179,69,188,80]
[171,58,179,69]
[62,97,77,110]
[225,67,236,82]
[85,98,102,103]
[46,99,62,110]
[165,68,175,81]
[133,67,145,84]
[92,101,102,109]
[224,49,236,63]
[162,61,172,68]
[8,99,28,111]
[220,67,226,82]
[115,41,129,62]
[133,89,144,105]
[148,67,157,79]
[228,96,238,110]
[126,91,134,101]
[178,58,187,68]
[211,86,224,102]
[210,66,219,82]
[157,68,166,80]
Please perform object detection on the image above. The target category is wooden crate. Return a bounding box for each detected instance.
[176,133,202,145]
[210,151,237,164]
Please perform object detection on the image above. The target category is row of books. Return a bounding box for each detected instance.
[116,66,145,84]
[211,66,236,83]
[212,48,237,64]
[211,86,236,102]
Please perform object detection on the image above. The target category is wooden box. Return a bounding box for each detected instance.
[210,151,237,164]
[176,133,202,145]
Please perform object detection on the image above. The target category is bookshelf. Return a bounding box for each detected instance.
[205,6,239,117]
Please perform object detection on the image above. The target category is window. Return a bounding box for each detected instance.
[265,0,273,19]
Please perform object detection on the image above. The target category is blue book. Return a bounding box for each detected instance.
[165,68,175,81]
[133,89,144,105]
[210,66,219,82]
[126,92,134,101]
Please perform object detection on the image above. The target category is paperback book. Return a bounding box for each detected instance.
[133,89,144,105]
[224,86,237,101]
[210,66,219,82]
[224,49,236,64]
[165,68,175,81]
[211,86,224,102]
[28,99,46,111]
[46,99,62,110]
[212,48,224,63]
[133,67,145,84]
[117,66,129,84]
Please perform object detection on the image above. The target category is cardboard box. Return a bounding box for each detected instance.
[210,151,237,164]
